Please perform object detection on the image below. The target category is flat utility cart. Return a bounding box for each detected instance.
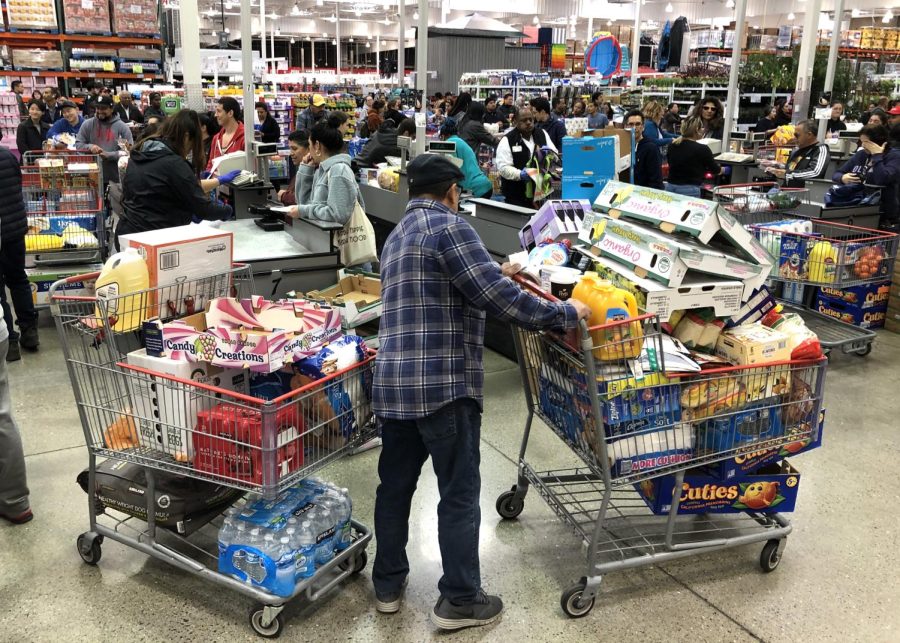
[497,280,827,617]
[749,219,898,358]
[51,265,375,638]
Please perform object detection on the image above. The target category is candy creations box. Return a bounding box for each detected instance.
[119,225,233,317]
[580,213,767,295]
[592,181,774,268]
[708,409,825,480]
[635,459,801,515]
[519,199,591,249]
[588,252,745,323]
[162,297,343,373]
[306,274,382,328]
[125,349,249,461]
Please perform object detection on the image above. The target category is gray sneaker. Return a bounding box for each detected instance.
[375,579,407,614]
[431,591,504,631]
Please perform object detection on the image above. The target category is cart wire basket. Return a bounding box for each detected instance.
[496,277,827,618]
[750,219,898,288]
[51,264,375,638]
[713,181,810,226]
[21,150,105,264]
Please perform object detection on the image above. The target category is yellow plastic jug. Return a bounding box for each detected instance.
[806,240,837,284]
[95,247,150,332]
[571,272,644,361]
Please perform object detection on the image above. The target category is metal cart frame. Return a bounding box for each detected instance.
[496,280,827,618]
[51,265,375,638]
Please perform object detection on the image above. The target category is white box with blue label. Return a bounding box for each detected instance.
[519,199,590,250]
[26,264,102,306]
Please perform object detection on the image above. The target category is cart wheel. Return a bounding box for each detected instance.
[760,540,782,573]
[856,344,872,357]
[249,605,285,639]
[495,489,524,520]
[561,581,595,618]
[338,550,368,575]
[76,533,102,566]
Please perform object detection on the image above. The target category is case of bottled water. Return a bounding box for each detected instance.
[217,478,354,597]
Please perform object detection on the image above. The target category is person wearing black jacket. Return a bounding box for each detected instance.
[766,119,831,188]
[384,98,405,127]
[255,102,281,144]
[114,91,144,124]
[665,116,722,196]
[826,103,847,136]
[458,102,497,155]
[531,96,567,155]
[773,99,793,127]
[16,100,49,157]
[40,87,62,125]
[624,110,664,190]
[495,107,558,208]
[117,110,236,240]
[0,147,38,360]
[483,95,504,125]
[496,93,515,124]
[353,118,416,169]
[754,105,777,134]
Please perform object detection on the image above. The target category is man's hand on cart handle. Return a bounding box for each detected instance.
[569,299,591,321]
[89,145,103,154]
[501,262,522,277]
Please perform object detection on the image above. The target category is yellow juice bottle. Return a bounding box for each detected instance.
[571,272,644,361]
[94,247,150,332]
[806,240,837,284]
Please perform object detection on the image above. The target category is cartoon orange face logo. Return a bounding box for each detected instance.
[738,481,780,510]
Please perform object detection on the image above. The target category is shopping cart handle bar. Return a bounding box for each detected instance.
[271,350,377,404]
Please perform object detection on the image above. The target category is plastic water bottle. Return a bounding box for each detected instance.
[327,488,353,551]
[244,528,262,584]
[294,520,317,580]
[275,536,294,594]
[311,507,336,567]
[218,516,236,559]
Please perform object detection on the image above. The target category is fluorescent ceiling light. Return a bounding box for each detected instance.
[665,2,673,12]
[290,37,295,43]
[787,12,795,20]
[532,15,539,24]
[726,0,734,8]
[851,9,861,18]
[291,3,301,16]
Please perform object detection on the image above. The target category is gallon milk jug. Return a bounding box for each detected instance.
[95,247,150,332]
[571,272,643,361]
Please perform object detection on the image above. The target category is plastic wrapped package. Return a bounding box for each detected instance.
[112,0,162,37]
[61,0,111,34]
[6,0,59,31]
[12,49,64,71]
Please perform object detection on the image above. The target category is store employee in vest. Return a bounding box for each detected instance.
[495,107,558,209]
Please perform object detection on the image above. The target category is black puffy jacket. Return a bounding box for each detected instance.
[120,139,231,235]
[352,122,400,169]
[0,147,27,240]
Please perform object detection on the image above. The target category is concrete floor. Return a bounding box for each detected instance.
[1,315,899,643]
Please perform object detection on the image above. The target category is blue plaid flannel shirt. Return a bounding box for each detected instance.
[372,198,580,420]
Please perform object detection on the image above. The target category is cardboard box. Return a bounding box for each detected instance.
[161,299,343,373]
[561,176,608,202]
[518,199,590,251]
[724,287,777,328]
[580,212,767,295]
[707,409,825,480]
[26,264,101,306]
[590,253,745,323]
[884,317,900,334]
[716,324,791,365]
[119,225,233,316]
[27,213,98,234]
[125,349,250,461]
[635,460,801,515]
[592,180,774,268]
[306,274,383,328]
[562,136,619,178]
[814,296,886,329]
[817,281,891,310]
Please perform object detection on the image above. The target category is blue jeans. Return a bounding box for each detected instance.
[373,398,482,604]
[665,182,702,197]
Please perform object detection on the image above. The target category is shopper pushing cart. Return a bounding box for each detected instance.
[371,155,590,630]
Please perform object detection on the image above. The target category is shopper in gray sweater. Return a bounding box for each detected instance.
[75,94,133,184]
[291,119,364,225]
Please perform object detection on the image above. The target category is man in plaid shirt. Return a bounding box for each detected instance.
[371,155,589,630]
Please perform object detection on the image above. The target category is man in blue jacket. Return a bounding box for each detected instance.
[371,154,589,630]
[832,123,900,230]
[45,100,83,147]
[531,96,567,155]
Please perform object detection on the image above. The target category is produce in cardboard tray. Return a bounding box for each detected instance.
[673,309,725,354]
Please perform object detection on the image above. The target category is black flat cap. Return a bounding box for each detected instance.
[407,154,464,191]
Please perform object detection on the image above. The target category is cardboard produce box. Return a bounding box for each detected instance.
[814,296,886,329]
[306,274,382,328]
[518,199,591,250]
[592,180,774,269]
[635,459,801,515]
[589,253,745,322]
[580,212,768,295]
[818,281,891,310]
[715,324,791,365]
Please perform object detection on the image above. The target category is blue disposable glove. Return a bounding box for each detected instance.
[200,171,211,179]
[218,169,242,184]
[519,168,530,181]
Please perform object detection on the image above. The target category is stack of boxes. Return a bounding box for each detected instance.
[815,282,891,330]
[887,263,900,333]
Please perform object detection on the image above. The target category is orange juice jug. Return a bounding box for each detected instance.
[95,247,150,332]
[571,272,643,361]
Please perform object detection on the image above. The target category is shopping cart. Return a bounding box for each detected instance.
[713,182,810,226]
[496,278,826,618]
[51,264,375,638]
[750,219,898,357]
[21,150,105,266]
